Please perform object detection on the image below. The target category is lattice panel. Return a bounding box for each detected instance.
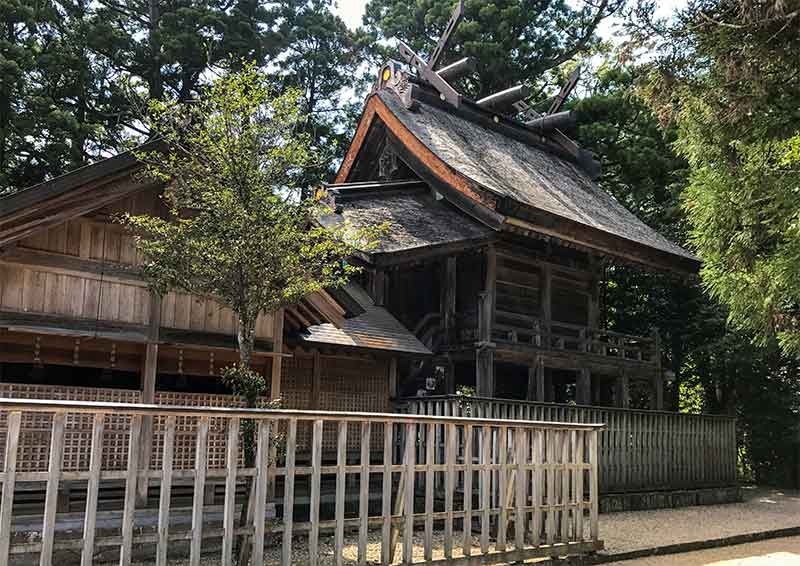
[319,357,389,453]
[151,392,247,470]
[0,360,393,471]
[0,384,139,471]
[281,356,314,451]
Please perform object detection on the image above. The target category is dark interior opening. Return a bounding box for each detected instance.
[494,362,528,400]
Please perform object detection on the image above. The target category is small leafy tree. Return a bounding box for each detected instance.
[124,63,380,563]
[126,64,377,387]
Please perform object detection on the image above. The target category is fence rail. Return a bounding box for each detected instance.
[0,398,603,566]
[399,396,737,494]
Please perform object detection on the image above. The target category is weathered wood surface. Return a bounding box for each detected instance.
[0,216,275,339]
[0,397,603,565]
[0,367,392,474]
[400,395,737,494]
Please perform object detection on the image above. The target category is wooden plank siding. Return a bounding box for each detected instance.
[400,396,738,495]
[0,207,275,341]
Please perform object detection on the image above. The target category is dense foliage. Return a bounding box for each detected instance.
[577,58,800,484]
[0,0,365,194]
[363,0,622,99]
[631,0,800,358]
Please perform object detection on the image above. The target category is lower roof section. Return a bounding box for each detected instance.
[299,282,431,356]
[323,179,492,263]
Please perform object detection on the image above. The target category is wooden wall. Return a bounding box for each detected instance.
[0,190,274,341]
[494,242,595,330]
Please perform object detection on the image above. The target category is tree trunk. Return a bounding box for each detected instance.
[148,0,162,101]
[235,312,257,566]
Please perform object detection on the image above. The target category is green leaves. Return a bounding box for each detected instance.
[363,0,621,100]
[634,0,800,359]
[124,66,380,378]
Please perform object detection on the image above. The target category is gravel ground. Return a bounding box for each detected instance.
[598,486,800,555]
[604,535,800,565]
[128,486,800,565]
[133,530,546,566]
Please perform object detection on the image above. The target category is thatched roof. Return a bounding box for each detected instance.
[335,83,699,273]
[323,180,492,261]
[376,89,698,266]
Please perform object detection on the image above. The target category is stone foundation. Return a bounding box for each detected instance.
[600,486,742,513]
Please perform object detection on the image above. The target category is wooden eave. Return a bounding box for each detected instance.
[336,95,506,231]
[335,93,700,275]
[367,235,494,267]
[0,142,163,249]
[499,200,701,274]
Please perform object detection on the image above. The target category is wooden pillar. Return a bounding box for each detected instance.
[373,269,387,306]
[476,246,496,398]
[485,246,496,327]
[616,370,630,409]
[652,372,664,411]
[476,348,494,397]
[544,368,553,402]
[442,256,457,344]
[526,356,545,401]
[270,309,285,400]
[137,292,161,505]
[267,309,285,508]
[651,327,663,410]
[526,364,536,401]
[388,357,398,399]
[310,349,322,410]
[587,256,601,330]
[577,368,591,405]
[443,357,456,395]
[541,263,552,324]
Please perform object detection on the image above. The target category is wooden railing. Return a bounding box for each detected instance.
[0,398,603,565]
[491,313,657,363]
[399,396,738,494]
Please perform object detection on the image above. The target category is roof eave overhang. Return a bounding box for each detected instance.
[362,235,496,267]
[500,199,701,274]
[338,93,700,276]
[337,94,505,231]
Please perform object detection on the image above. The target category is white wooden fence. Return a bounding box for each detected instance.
[0,398,603,565]
[400,396,738,494]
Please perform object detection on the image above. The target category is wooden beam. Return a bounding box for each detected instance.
[311,350,322,410]
[0,310,150,342]
[270,308,285,400]
[442,256,457,344]
[388,357,398,399]
[0,310,285,356]
[0,247,144,285]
